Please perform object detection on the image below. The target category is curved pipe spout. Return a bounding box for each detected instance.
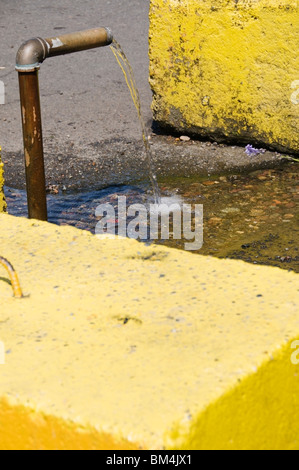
[15,38,48,72]
[16,27,113,72]
[15,26,113,220]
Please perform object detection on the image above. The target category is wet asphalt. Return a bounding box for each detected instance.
[0,0,290,192]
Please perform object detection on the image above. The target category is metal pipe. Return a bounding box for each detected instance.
[18,71,47,221]
[16,27,113,71]
[15,27,113,220]
[46,28,113,58]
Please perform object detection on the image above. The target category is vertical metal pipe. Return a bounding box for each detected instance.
[16,28,113,221]
[18,71,47,221]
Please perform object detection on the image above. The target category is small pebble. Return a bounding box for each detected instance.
[180,135,191,142]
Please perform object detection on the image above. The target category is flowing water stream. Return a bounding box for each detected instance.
[110,39,161,204]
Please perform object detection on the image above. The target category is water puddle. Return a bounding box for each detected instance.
[158,162,299,273]
[4,184,149,231]
[4,161,298,273]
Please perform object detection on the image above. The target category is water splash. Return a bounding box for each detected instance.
[110,39,161,204]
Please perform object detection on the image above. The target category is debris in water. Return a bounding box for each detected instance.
[245,145,266,156]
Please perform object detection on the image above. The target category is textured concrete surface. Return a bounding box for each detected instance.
[149,0,299,154]
[0,147,7,212]
[0,213,298,449]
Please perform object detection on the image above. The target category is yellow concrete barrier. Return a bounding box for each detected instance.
[0,214,298,449]
[0,147,6,213]
[149,0,299,154]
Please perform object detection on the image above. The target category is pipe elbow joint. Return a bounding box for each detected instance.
[15,28,113,72]
[16,38,49,72]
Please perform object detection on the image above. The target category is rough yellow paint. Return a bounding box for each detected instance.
[149,0,299,154]
[169,340,299,450]
[0,398,140,451]
[0,147,7,213]
[0,214,298,449]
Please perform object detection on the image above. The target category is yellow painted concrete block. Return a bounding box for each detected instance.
[0,147,6,213]
[149,0,299,154]
[0,214,298,449]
